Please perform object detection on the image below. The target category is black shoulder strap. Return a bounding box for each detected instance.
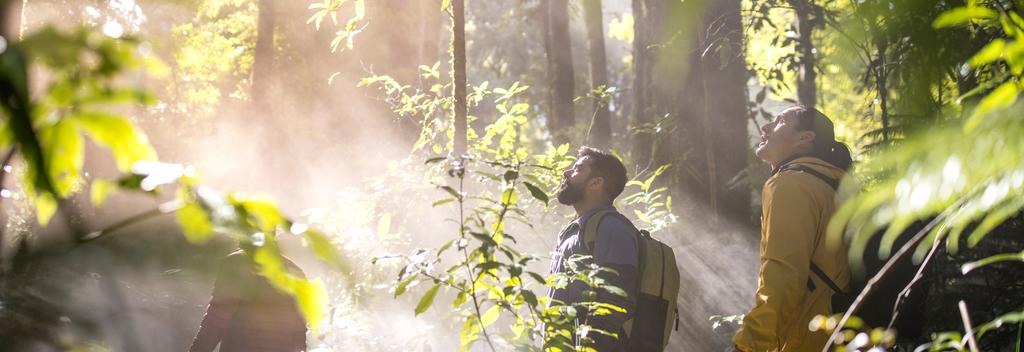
[781,164,839,190]
[810,263,843,293]
[782,164,844,293]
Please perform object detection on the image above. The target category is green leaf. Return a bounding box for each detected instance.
[395,273,419,297]
[377,213,392,237]
[176,199,214,244]
[302,229,345,270]
[432,198,456,207]
[969,39,1005,67]
[1,46,56,201]
[961,250,1024,274]
[39,119,84,197]
[966,81,1019,130]
[236,196,284,233]
[480,305,500,328]
[932,6,998,28]
[414,284,441,316]
[34,192,57,225]
[70,112,157,171]
[522,182,549,204]
[91,179,117,207]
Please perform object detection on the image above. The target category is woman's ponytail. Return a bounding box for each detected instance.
[828,141,853,171]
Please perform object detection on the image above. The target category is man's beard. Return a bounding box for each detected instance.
[556,178,585,205]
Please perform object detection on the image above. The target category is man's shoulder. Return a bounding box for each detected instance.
[594,211,637,240]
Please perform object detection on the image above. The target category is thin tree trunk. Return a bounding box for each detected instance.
[252,0,275,108]
[703,0,750,224]
[452,0,468,156]
[631,0,656,168]
[546,0,575,145]
[876,37,890,142]
[584,0,611,148]
[793,0,818,109]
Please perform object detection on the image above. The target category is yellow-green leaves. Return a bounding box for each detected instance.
[967,81,1020,130]
[176,188,215,244]
[307,0,367,51]
[932,6,998,28]
[252,237,328,332]
[414,284,441,316]
[71,112,157,171]
[40,119,84,198]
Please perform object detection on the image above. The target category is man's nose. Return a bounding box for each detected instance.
[760,122,771,134]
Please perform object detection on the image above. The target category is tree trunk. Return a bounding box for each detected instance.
[545,0,575,146]
[631,0,657,168]
[793,0,818,108]
[875,36,890,142]
[583,0,611,148]
[418,0,443,83]
[452,0,468,156]
[650,0,750,226]
[701,0,750,224]
[252,0,275,109]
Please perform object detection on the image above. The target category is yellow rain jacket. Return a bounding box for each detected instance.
[734,157,851,352]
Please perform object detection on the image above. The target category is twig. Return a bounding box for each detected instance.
[886,222,945,328]
[959,300,980,352]
[78,202,181,243]
[0,148,15,266]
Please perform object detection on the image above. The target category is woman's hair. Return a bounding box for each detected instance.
[790,105,853,171]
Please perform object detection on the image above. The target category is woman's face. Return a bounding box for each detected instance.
[756,109,815,166]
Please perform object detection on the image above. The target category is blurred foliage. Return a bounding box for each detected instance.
[0,25,346,348]
[169,0,257,116]
[817,1,1024,351]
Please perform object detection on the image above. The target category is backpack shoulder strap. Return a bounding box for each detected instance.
[810,263,844,293]
[782,164,839,190]
[782,164,845,293]
[581,209,621,253]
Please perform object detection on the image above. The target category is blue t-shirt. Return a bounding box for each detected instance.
[547,206,639,306]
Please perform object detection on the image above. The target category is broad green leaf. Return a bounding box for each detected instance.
[522,182,549,204]
[414,284,441,316]
[1,46,56,200]
[302,229,345,269]
[236,196,284,233]
[969,39,1005,67]
[34,192,57,225]
[377,213,392,237]
[966,82,1019,130]
[253,239,328,332]
[480,305,500,328]
[39,119,84,197]
[459,316,480,352]
[176,200,214,243]
[91,179,117,207]
[932,6,998,28]
[71,112,157,171]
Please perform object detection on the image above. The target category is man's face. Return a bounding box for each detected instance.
[556,156,596,205]
[755,109,813,166]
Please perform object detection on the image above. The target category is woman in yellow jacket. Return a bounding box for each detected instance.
[733,106,853,352]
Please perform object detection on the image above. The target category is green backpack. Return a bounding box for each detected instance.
[581,209,681,351]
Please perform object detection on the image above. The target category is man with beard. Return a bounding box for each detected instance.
[547,146,638,351]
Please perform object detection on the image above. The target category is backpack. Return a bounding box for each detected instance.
[782,164,923,332]
[581,209,680,351]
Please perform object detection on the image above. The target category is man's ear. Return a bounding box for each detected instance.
[587,176,605,193]
[798,130,817,146]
